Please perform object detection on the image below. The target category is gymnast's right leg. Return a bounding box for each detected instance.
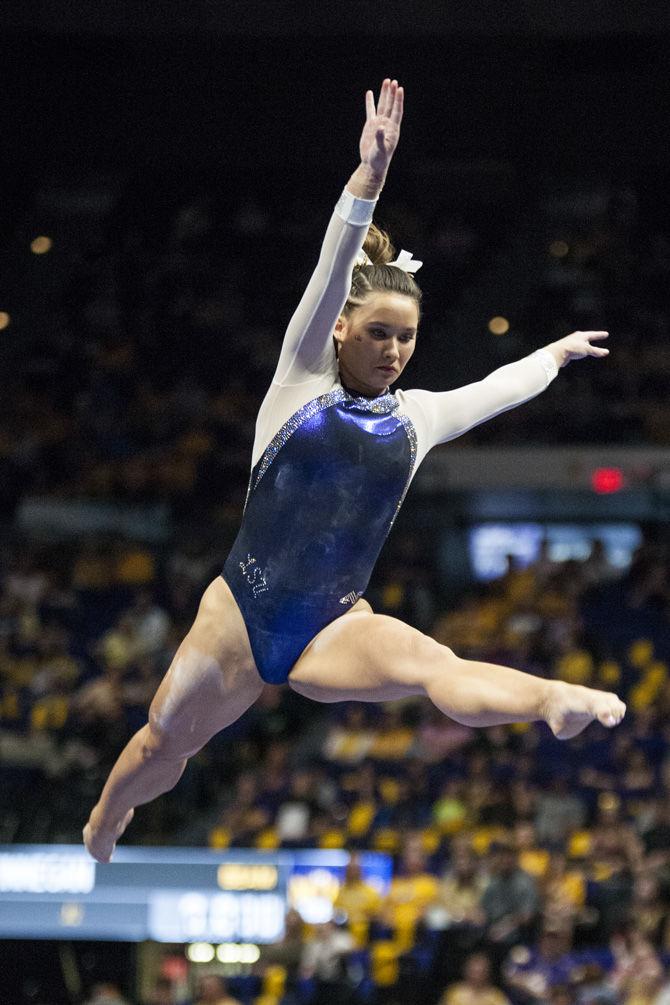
[83,577,264,862]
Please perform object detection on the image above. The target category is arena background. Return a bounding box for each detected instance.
[1,4,670,1004]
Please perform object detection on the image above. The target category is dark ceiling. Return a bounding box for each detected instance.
[2,0,670,36]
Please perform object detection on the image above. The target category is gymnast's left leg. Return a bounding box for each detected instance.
[287,607,625,739]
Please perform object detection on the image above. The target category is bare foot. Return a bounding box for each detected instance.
[83,807,134,863]
[544,681,626,740]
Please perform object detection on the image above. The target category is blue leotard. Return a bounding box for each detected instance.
[222,188,559,684]
[223,387,416,683]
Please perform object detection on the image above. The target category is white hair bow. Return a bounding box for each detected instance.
[390,249,423,273]
[354,248,423,273]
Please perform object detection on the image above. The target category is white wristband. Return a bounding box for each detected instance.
[335,187,377,227]
[532,348,560,385]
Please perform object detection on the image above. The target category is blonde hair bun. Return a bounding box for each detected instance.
[344,221,423,321]
[362,222,395,266]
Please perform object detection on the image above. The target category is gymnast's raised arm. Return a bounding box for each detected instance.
[273,79,404,386]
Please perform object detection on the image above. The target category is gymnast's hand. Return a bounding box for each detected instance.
[545,330,610,368]
[359,77,404,181]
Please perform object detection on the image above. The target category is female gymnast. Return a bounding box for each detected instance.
[84,78,625,863]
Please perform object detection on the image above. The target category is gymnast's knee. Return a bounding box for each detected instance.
[141,712,192,763]
[409,631,460,678]
[374,618,457,683]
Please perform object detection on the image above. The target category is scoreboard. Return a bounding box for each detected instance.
[0,845,391,942]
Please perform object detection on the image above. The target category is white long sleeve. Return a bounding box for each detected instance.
[398,348,559,465]
[272,189,377,387]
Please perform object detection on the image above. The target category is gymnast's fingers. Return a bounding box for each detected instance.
[585,331,609,355]
[375,78,389,118]
[379,78,394,118]
[390,84,404,126]
[365,89,376,121]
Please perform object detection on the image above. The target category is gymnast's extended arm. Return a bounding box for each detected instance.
[407,330,610,446]
[273,79,404,386]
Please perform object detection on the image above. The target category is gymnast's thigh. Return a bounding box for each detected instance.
[287,604,437,704]
[147,576,264,754]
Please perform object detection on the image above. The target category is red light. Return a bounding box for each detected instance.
[161,955,188,981]
[591,467,625,494]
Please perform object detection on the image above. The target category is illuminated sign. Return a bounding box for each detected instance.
[0,853,95,894]
[217,864,278,890]
[149,891,285,943]
[0,846,391,942]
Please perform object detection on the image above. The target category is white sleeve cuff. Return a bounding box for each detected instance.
[335,187,377,227]
[532,348,560,385]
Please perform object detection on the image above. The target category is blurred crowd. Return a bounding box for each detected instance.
[515,184,670,446]
[0,531,314,843]
[2,169,670,536]
[3,524,670,1003]
[2,166,670,1004]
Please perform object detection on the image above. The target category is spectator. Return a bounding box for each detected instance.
[93,612,141,672]
[208,771,270,848]
[83,983,132,1005]
[193,974,241,1005]
[439,951,511,1005]
[534,778,587,846]
[541,852,586,928]
[628,872,667,948]
[503,924,578,1004]
[432,779,469,835]
[4,550,49,606]
[73,665,126,728]
[428,844,488,988]
[480,840,539,956]
[610,930,664,1004]
[581,540,620,589]
[257,908,305,987]
[274,768,320,846]
[127,589,170,657]
[300,919,356,1005]
[514,820,550,880]
[549,987,577,1005]
[429,844,486,929]
[641,799,670,866]
[380,833,439,950]
[333,853,383,946]
[143,976,181,1005]
[322,704,374,765]
[367,706,416,761]
[572,962,618,1005]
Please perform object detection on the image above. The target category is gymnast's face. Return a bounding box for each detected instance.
[334,292,418,397]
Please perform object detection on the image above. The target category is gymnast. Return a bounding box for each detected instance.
[84,78,625,862]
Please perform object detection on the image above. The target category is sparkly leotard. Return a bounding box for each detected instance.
[222,189,558,684]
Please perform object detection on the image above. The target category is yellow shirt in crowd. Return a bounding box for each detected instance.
[441,983,511,1005]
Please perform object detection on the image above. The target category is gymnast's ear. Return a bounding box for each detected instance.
[333,315,346,349]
